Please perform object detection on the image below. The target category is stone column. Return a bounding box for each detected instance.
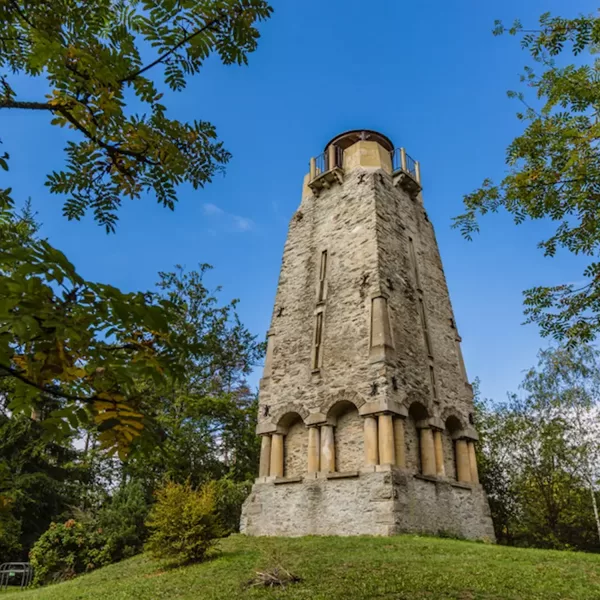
[369,296,394,363]
[419,427,436,476]
[307,427,320,474]
[378,414,395,465]
[270,433,284,478]
[363,416,379,466]
[262,331,275,379]
[433,430,445,477]
[393,417,406,468]
[320,424,335,472]
[328,143,336,170]
[259,435,271,478]
[456,439,471,483]
[309,157,316,180]
[468,441,479,484]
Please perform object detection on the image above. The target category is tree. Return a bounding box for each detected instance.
[454,12,600,343]
[476,345,600,551]
[1,200,200,454]
[0,0,272,231]
[0,408,87,559]
[122,266,263,489]
[0,1,271,452]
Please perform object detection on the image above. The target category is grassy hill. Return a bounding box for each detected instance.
[2,534,600,600]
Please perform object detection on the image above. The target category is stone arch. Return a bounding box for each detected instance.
[441,407,466,430]
[444,413,464,480]
[320,389,366,418]
[327,400,363,472]
[276,411,308,478]
[406,401,430,471]
[271,403,309,432]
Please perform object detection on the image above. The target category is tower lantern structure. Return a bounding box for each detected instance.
[241,130,494,539]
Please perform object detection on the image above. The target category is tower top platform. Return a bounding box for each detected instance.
[324,129,394,153]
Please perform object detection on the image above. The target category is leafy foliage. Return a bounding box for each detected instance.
[0,406,86,560]
[214,478,252,535]
[95,479,150,561]
[121,266,263,487]
[454,12,600,343]
[1,198,197,455]
[1,199,262,456]
[145,479,222,564]
[475,345,600,550]
[29,519,111,586]
[0,0,272,231]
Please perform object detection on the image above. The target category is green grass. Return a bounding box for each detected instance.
[3,535,600,600]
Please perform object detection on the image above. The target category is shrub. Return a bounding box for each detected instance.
[29,520,110,585]
[214,478,252,535]
[0,510,22,560]
[145,480,222,564]
[96,480,150,561]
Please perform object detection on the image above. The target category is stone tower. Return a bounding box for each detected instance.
[240,130,495,540]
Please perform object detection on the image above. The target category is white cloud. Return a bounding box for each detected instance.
[202,203,254,233]
[232,215,254,232]
[203,203,224,216]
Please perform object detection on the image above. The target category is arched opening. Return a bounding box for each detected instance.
[328,400,362,472]
[278,412,307,478]
[407,401,429,472]
[444,415,463,480]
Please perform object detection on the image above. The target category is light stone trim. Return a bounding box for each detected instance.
[455,439,471,483]
[363,416,379,466]
[320,424,335,473]
[270,433,284,478]
[433,430,445,477]
[419,428,436,476]
[393,417,406,468]
[259,435,272,478]
[468,441,479,484]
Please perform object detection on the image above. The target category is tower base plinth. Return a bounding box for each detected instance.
[240,470,495,541]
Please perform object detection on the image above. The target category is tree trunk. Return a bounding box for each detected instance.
[590,482,600,544]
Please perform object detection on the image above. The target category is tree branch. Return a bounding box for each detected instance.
[118,12,228,83]
[0,364,96,404]
[0,100,54,110]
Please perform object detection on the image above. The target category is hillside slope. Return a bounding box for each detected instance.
[3,534,600,599]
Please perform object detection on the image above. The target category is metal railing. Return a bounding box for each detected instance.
[391,148,420,183]
[309,145,344,181]
[0,563,34,590]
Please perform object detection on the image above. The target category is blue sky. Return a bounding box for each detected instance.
[1,0,595,403]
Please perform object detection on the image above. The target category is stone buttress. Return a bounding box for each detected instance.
[240,130,495,540]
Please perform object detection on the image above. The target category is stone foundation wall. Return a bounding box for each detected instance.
[241,470,495,541]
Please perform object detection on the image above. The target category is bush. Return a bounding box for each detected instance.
[214,478,252,535]
[96,480,149,561]
[29,520,110,585]
[145,480,222,564]
[0,510,22,560]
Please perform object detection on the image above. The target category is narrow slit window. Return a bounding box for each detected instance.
[318,250,328,301]
[429,365,438,400]
[418,297,433,356]
[313,312,324,369]
[408,237,421,289]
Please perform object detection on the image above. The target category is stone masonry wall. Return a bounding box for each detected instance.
[284,418,307,477]
[259,163,475,433]
[247,136,492,540]
[241,470,495,540]
[334,406,363,472]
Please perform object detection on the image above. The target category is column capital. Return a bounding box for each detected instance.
[305,411,327,426]
[360,399,408,418]
[451,427,479,441]
[429,417,445,431]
